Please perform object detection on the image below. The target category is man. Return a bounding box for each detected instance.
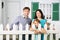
[10,7,32,40]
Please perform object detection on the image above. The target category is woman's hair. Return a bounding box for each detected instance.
[34,9,45,19]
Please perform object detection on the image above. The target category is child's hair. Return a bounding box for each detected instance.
[33,19,40,23]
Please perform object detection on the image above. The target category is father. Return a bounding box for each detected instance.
[10,7,32,40]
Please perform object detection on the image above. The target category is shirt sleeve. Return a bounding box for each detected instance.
[29,19,32,25]
[10,16,19,30]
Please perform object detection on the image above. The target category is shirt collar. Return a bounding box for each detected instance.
[22,15,28,19]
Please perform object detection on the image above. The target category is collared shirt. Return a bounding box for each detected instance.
[10,15,32,30]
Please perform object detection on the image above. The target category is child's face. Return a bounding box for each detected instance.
[34,21,39,27]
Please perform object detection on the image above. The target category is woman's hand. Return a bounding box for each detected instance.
[41,28,47,34]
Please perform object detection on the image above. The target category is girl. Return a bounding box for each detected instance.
[30,19,42,40]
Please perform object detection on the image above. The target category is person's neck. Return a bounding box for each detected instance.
[37,18,42,20]
[25,16,28,18]
[23,15,28,18]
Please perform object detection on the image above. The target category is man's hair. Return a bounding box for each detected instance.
[23,7,30,11]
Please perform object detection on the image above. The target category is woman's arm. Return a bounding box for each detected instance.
[41,28,47,34]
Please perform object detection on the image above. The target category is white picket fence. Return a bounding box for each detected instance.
[0,23,60,40]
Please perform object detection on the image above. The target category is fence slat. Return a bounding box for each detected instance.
[50,33,53,40]
[44,34,47,40]
[12,24,17,40]
[25,34,28,40]
[6,24,10,31]
[0,24,3,40]
[32,34,34,40]
[38,34,41,40]
[56,34,58,40]
[19,23,22,40]
[13,24,17,30]
[6,24,10,40]
[19,35,22,40]
[0,24,3,31]
[25,24,29,40]
[13,35,16,40]
[19,23,22,31]
[6,35,9,40]
[0,35,3,40]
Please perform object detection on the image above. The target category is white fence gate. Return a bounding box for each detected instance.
[0,23,59,40]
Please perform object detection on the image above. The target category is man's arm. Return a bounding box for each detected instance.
[10,16,19,30]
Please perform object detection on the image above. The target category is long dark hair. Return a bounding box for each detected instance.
[34,9,45,19]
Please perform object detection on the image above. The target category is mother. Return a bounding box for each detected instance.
[30,9,47,40]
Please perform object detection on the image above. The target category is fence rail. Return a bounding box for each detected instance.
[0,24,60,40]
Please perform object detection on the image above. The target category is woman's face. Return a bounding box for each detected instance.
[36,11,41,18]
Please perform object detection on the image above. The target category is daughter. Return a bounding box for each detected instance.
[30,19,41,33]
[30,19,47,40]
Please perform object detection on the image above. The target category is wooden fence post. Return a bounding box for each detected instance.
[19,23,22,40]
[0,24,3,40]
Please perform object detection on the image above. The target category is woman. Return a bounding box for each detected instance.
[30,9,47,40]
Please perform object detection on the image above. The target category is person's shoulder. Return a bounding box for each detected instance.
[41,19,47,21]
[40,19,47,23]
[28,18,31,20]
[16,15,23,18]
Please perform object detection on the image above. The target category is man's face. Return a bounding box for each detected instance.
[23,9,30,17]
